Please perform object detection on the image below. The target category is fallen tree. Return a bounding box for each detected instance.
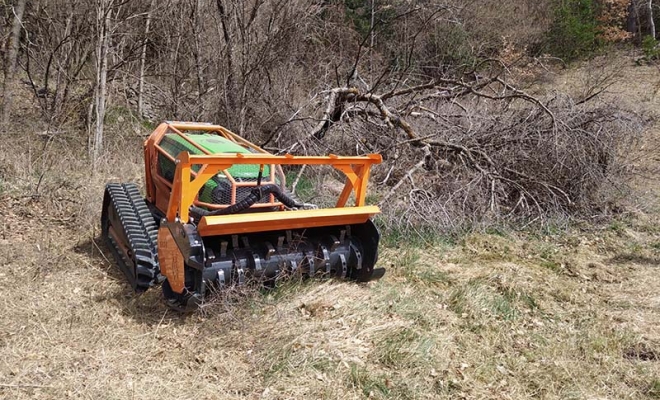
[267,64,646,236]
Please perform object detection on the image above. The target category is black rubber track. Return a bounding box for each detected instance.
[102,183,159,291]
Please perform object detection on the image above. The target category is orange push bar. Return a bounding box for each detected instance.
[167,151,382,225]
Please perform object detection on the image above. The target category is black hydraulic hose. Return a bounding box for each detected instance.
[190,184,303,217]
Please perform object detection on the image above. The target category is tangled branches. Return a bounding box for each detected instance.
[273,69,644,235]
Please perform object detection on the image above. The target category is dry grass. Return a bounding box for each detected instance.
[2,53,660,399]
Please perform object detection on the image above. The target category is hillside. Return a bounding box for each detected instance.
[0,52,659,399]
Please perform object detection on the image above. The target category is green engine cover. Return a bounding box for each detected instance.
[158,133,270,205]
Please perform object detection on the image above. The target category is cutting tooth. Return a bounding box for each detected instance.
[217,270,225,287]
[306,253,315,276]
[237,268,245,285]
[253,254,262,271]
[321,246,331,274]
[265,242,275,261]
[330,235,340,251]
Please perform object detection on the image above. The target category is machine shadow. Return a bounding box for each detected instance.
[73,236,190,326]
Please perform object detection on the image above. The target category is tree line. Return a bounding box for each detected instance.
[0,1,652,147]
[0,0,654,233]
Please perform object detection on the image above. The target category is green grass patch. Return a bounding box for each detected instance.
[461,233,517,263]
[390,249,452,288]
[377,217,455,248]
[262,334,337,383]
[259,277,311,303]
[347,364,390,398]
[608,220,627,234]
[485,226,509,237]
[448,278,539,321]
[263,341,294,381]
[284,169,315,200]
[648,379,660,398]
[539,260,562,273]
[365,192,380,205]
[375,327,434,368]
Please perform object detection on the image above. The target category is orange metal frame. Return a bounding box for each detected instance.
[144,122,382,237]
[145,122,285,213]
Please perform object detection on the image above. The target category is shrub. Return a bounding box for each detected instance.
[642,35,660,60]
[545,0,631,61]
[546,0,600,60]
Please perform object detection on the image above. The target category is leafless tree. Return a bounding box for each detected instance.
[87,0,148,160]
[137,0,155,119]
[646,0,656,38]
[15,1,94,128]
[629,0,657,39]
[1,0,27,126]
[90,0,112,162]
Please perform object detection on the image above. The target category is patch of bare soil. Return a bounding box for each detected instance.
[1,52,660,399]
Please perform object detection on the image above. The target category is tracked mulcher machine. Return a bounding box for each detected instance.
[101,122,384,310]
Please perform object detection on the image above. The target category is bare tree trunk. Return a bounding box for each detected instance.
[49,8,74,124]
[1,0,27,126]
[216,0,238,128]
[647,0,656,39]
[370,0,375,82]
[192,0,206,103]
[91,0,111,162]
[627,1,638,36]
[137,0,155,119]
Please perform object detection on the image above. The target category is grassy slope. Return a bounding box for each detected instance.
[1,53,660,399]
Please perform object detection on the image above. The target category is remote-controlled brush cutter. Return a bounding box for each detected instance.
[101,122,384,310]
